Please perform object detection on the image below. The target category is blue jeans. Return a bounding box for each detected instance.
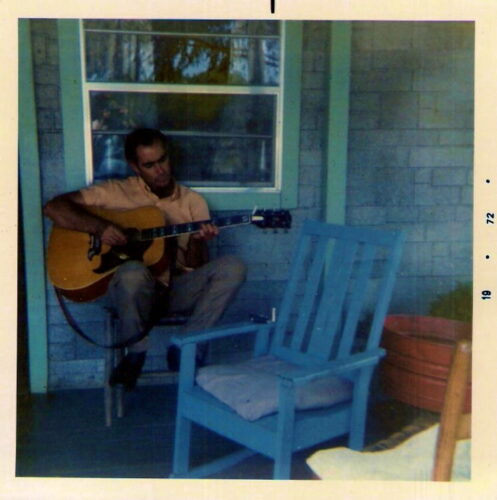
[107,255,247,353]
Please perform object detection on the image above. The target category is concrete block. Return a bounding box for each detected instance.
[460,186,473,204]
[349,92,381,113]
[410,147,473,167]
[48,342,75,361]
[399,242,433,276]
[432,256,471,277]
[35,84,60,109]
[466,169,473,185]
[415,185,461,206]
[301,51,315,72]
[349,110,379,130]
[347,166,377,188]
[438,130,474,146]
[38,132,64,162]
[31,33,47,63]
[413,22,474,51]
[379,92,418,129]
[346,186,376,207]
[351,69,412,92]
[385,206,418,223]
[300,130,324,151]
[432,168,468,186]
[417,205,457,223]
[351,51,373,72]
[49,359,104,390]
[299,184,321,208]
[302,71,325,90]
[34,64,59,86]
[349,130,400,148]
[300,150,323,167]
[49,324,75,343]
[433,242,450,257]
[301,89,326,109]
[352,23,375,51]
[419,93,473,129]
[413,67,473,93]
[348,147,410,169]
[300,111,319,131]
[312,51,329,72]
[372,22,414,50]
[414,168,432,184]
[404,224,426,242]
[425,222,471,242]
[300,164,323,187]
[373,168,414,206]
[373,49,420,70]
[347,206,386,225]
[451,241,473,258]
[398,130,440,147]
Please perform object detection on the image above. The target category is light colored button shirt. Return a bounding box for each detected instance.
[79,176,210,285]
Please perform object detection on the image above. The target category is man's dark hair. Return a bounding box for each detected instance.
[124,128,170,164]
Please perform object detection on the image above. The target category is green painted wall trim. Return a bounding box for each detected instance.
[325,22,351,225]
[279,21,302,209]
[19,19,48,393]
[58,19,87,191]
[57,20,301,210]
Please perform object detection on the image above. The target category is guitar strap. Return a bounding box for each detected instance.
[54,287,152,349]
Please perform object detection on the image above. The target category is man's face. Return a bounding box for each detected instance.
[130,140,172,194]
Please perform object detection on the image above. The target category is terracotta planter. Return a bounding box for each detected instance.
[379,315,472,412]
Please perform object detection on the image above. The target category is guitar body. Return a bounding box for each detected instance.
[47,206,168,302]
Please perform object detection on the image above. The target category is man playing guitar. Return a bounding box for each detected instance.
[44,128,247,389]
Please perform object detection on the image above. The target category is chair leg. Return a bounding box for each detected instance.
[104,314,115,427]
[273,453,292,480]
[348,368,374,450]
[273,382,295,479]
[172,414,193,476]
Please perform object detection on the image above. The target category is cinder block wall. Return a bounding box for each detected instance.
[347,21,474,314]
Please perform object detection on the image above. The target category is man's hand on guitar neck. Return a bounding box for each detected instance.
[192,222,219,241]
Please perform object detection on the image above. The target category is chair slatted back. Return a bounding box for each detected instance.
[271,220,404,365]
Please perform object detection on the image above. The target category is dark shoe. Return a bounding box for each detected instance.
[109,351,146,390]
[167,345,207,372]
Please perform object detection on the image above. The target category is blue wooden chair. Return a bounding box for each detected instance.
[170,220,405,479]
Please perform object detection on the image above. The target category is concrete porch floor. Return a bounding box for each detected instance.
[16,383,438,480]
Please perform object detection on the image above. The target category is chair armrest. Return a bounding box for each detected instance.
[275,348,386,387]
[171,322,272,347]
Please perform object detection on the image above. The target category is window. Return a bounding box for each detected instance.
[58,19,302,209]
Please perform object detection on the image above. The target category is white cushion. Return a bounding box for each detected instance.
[196,355,353,421]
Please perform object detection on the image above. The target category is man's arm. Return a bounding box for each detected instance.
[44,191,127,246]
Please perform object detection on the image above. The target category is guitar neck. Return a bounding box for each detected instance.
[140,214,252,241]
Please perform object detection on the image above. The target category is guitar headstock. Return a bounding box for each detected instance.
[251,209,292,230]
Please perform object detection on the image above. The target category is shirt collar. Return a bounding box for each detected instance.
[136,175,180,201]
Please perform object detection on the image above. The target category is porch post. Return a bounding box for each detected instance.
[325,21,351,225]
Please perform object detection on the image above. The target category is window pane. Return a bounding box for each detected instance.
[84,19,279,36]
[90,91,276,186]
[85,31,279,85]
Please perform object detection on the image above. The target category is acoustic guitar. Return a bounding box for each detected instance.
[47,206,291,302]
